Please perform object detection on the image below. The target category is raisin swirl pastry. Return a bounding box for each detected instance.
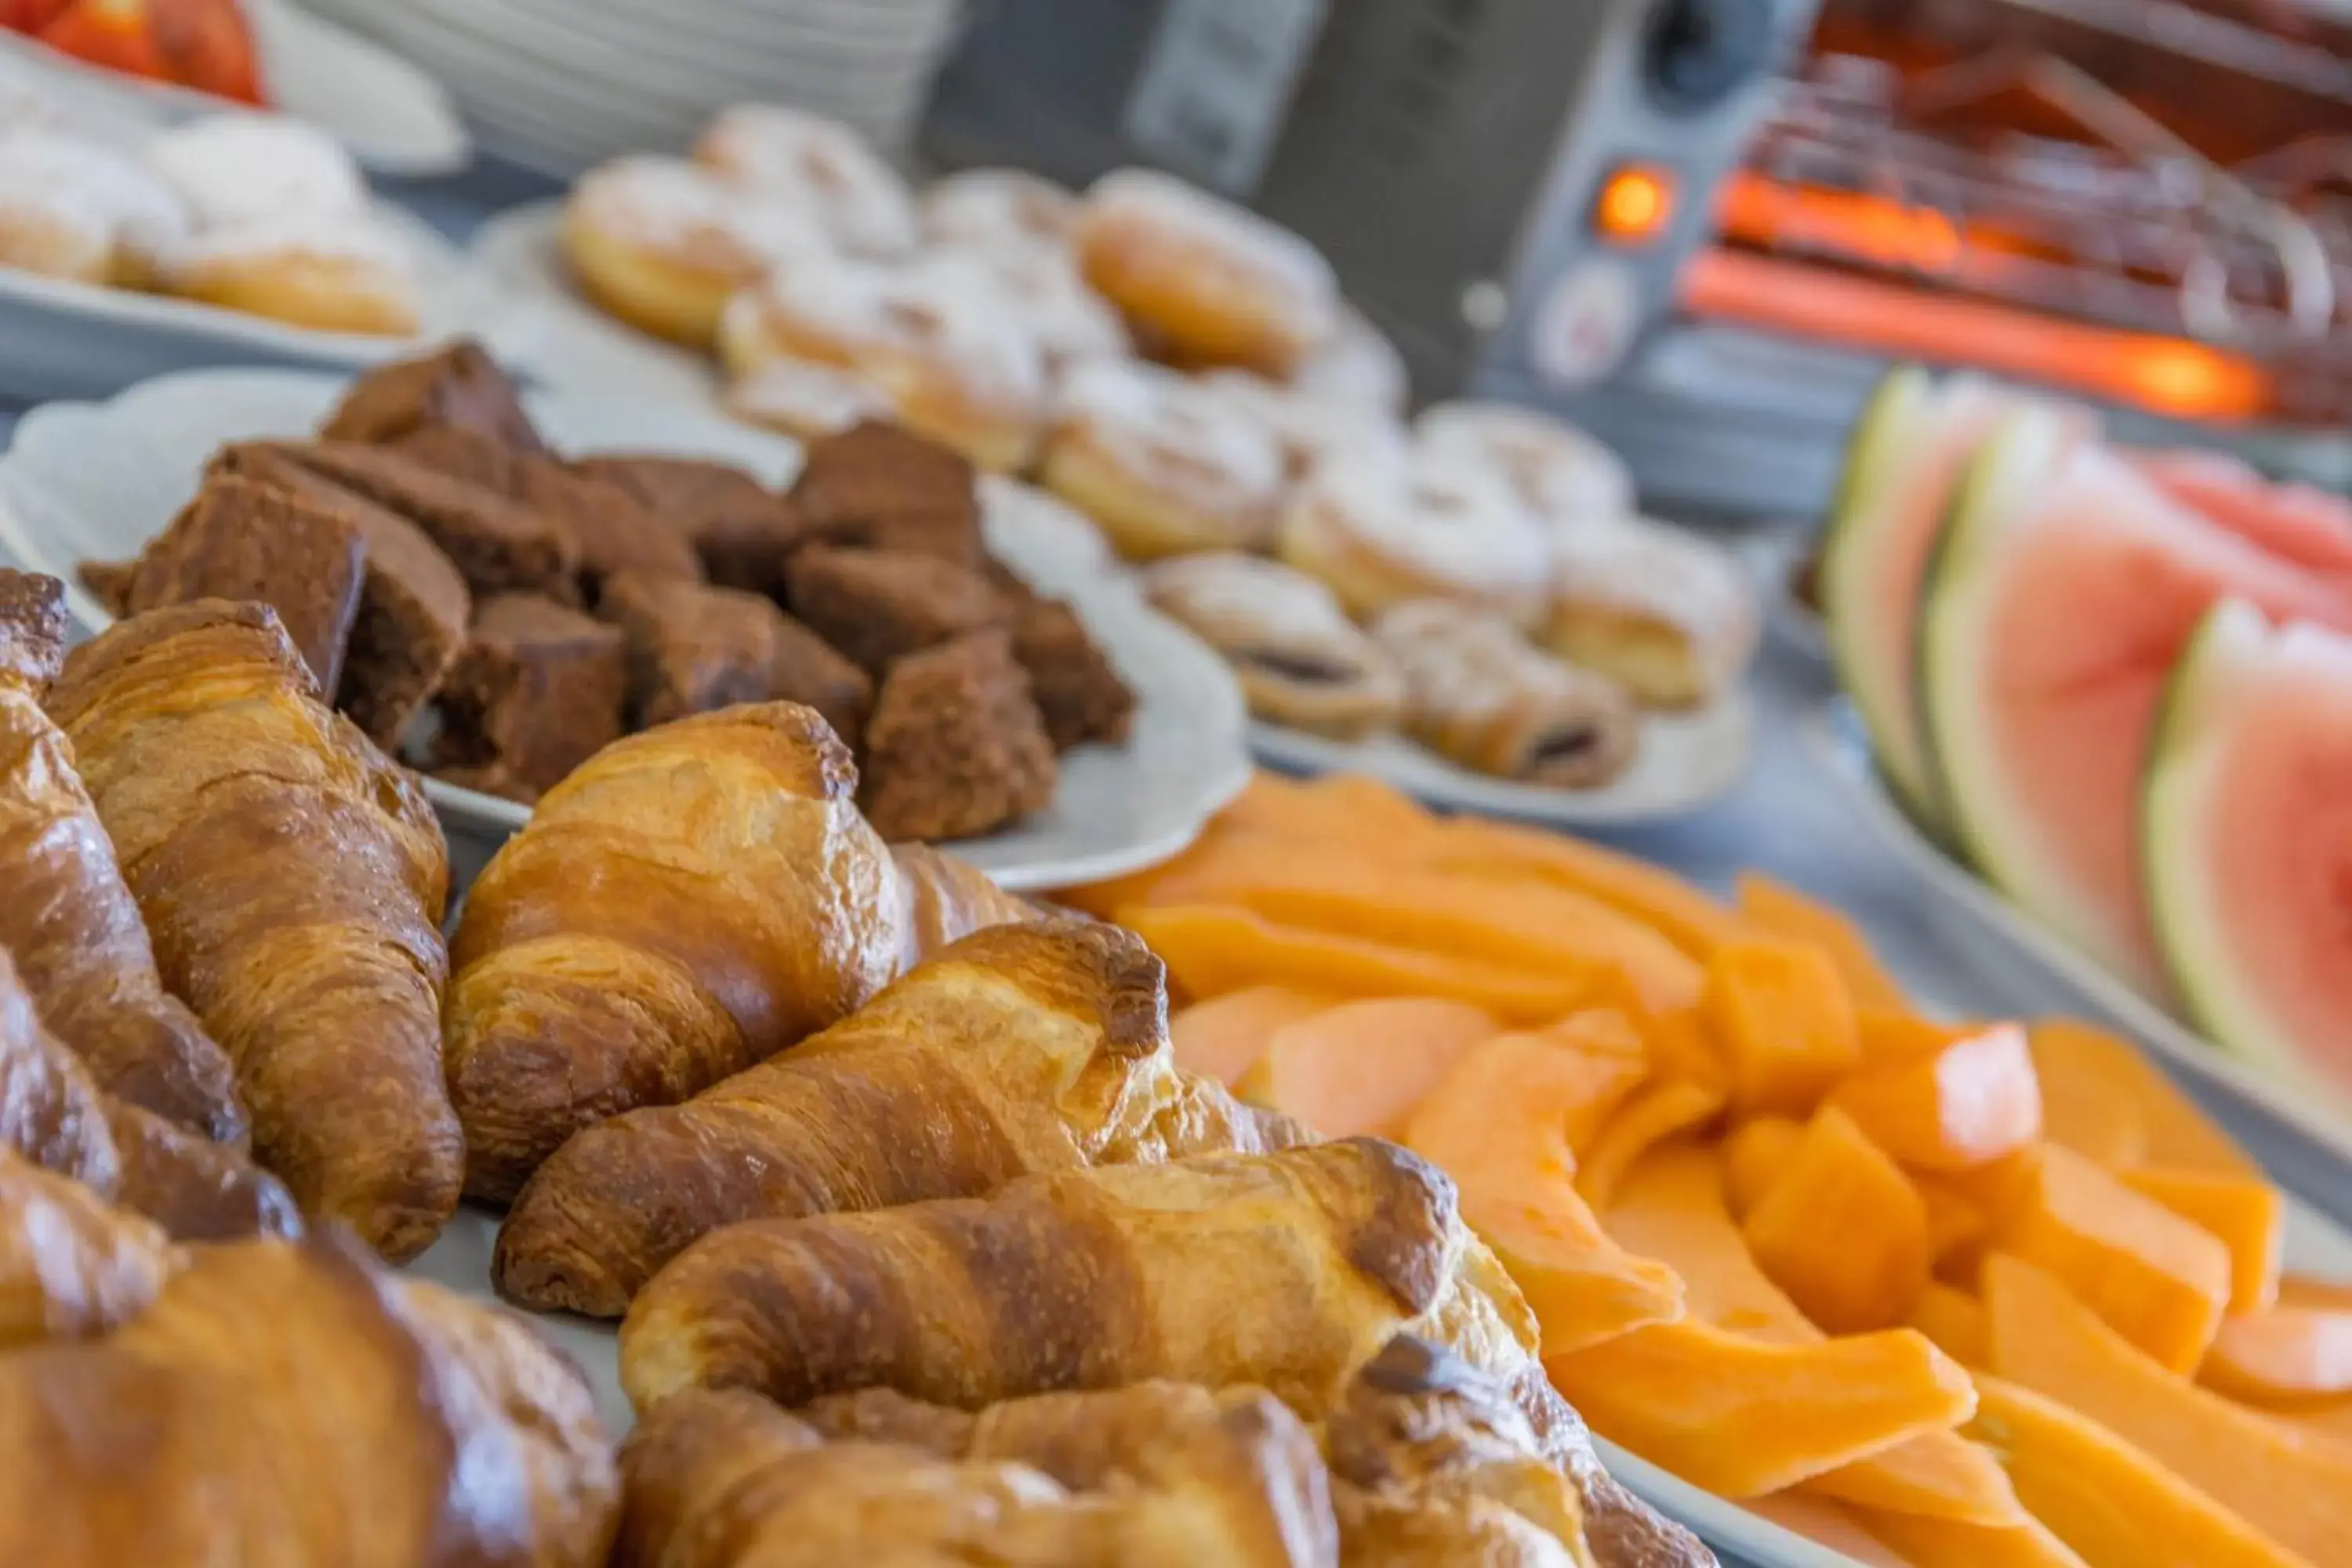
[1144,554,1402,741]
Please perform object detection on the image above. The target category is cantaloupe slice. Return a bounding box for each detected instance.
[1243,996,1500,1136]
[1433,818,1750,956]
[1116,904,1602,1022]
[1723,1116,1803,1219]
[2199,1308,2352,1410]
[1911,1283,1990,1367]
[2027,1021,2256,1177]
[1542,1318,1977,1500]
[1218,771,1439,842]
[1967,1374,2310,1568]
[1828,1023,2042,1172]
[1992,1145,2231,1373]
[2119,1166,2284,1316]
[1858,1510,2090,1568]
[1986,1252,2352,1564]
[1859,1011,1976,1063]
[1638,1004,1729,1094]
[1701,938,1862,1119]
[1735,873,1911,1011]
[1744,1107,1932,1334]
[1915,1178,1991,1269]
[1574,1080,1727,1212]
[2278,1273,2352,1312]
[1168,986,1336,1087]
[1743,1496,1917,1568]
[1804,1428,2024,1527]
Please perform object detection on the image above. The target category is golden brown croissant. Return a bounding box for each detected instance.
[447,703,1009,1204]
[889,840,1037,970]
[0,1232,618,1567]
[616,1385,1336,1568]
[495,920,1302,1316]
[0,1149,173,1349]
[42,601,459,1261]
[2,945,298,1241]
[0,571,244,1142]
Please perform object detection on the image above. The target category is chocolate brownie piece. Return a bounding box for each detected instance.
[76,559,136,619]
[119,474,366,694]
[784,546,1009,678]
[0,568,67,688]
[858,630,1058,843]
[768,612,873,752]
[598,572,786,728]
[1009,597,1134,752]
[575,454,803,600]
[271,441,577,601]
[790,421,984,565]
[211,443,473,748]
[431,593,625,804]
[321,338,546,452]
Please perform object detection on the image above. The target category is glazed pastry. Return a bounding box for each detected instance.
[155,210,421,336]
[619,1138,1573,1468]
[721,357,892,444]
[718,253,1050,472]
[1200,369,1408,481]
[0,942,299,1243]
[1144,554,1403,740]
[0,1232,618,1568]
[1074,168,1339,376]
[0,129,187,288]
[955,238,1132,374]
[1544,516,1760,710]
[0,572,244,1141]
[1416,402,1634,530]
[1039,359,1288,560]
[694,103,919,256]
[493,920,1298,1317]
[1371,601,1640,789]
[920,167,1082,251]
[563,154,828,347]
[45,601,459,1261]
[1277,448,1553,626]
[442,702,902,1203]
[143,114,368,230]
[1290,303,1410,415]
[0,1149,172,1349]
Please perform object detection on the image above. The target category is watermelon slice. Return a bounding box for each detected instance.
[1921,406,2352,998]
[2145,601,2352,1105]
[2139,449,2352,584]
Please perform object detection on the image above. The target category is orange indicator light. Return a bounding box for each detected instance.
[1596,165,1678,245]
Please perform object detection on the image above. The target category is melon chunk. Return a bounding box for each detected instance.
[1168,987,1334,1087]
[2143,601,2352,1114]
[1921,413,2352,997]
[2139,448,2352,581]
[1244,996,1499,1137]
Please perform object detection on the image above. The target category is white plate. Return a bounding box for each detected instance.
[1249,692,1755,828]
[0,205,531,401]
[0,366,1251,892]
[0,0,467,174]
[1738,527,1829,666]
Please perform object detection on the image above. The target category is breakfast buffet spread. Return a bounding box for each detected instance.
[2,62,2351,1568]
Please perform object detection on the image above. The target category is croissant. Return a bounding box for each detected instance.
[495,919,1303,1316]
[448,703,1027,1204]
[0,571,244,1142]
[0,1149,174,1349]
[42,601,459,1260]
[616,1385,1334,1568]
[0,1232,618,1566]
[889,840,1037,970]
[2,943,298,1241]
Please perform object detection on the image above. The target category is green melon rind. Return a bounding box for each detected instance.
[1820,366,1946,831]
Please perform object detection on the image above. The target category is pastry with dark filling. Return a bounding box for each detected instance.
[1143,553,1401,740]
[1372,600,1639,789]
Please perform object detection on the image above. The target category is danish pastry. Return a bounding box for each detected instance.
[1372,599,1640,788]
[720,358,893,444]
[1145,554,1403,739]
[1544,515,1760,710]
[1200,369,1407,481]
[955,238,1132,374]
[143,114,368,230]
[1073,168,1339,376]
[1039,359,1288,561]
[563,155,826,347]
[920,167,1081,251]
[694,103,918,256]
[0,129,186,288]
[719,253,1049,472]
[155,211,419,336]
[1290,303,1410,414]
[1417,401,1635,530]
[1276,448,1552,626]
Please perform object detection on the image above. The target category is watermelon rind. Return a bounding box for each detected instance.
[1820,366,1945,829]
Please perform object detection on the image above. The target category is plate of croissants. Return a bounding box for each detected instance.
[0,339,1254,891]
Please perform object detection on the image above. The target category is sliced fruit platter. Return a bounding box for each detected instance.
[1058,770,2352,1568]
[1819,366,2352,1121]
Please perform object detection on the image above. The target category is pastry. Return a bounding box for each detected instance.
[1008,597,1134,751]
[45,601,460,1261]
[1143,554,1403,740]
[858,630,1058,843]
[430,593,626,804]
[887,842,1038,972]
[1200,368,1408,482]
[694,103,919,256]
[0,1232,618,1568]
[562,154,826,347]
[574,453,804,601]
[1416,402,1634,531]
[956,238,1133,374]
[1370,601,1640,789]
[318,337,546,451]
[0,1149,171,1350]
[442,702,902,1202]
[1544,516,1761,710]
[0,154,110,283]
[114,471,366,692]
[721,357,892,444]
[0,128,187,288]
[1277,448,1553,626]
[717,252,1049,472]
[1290,303,1410,415]
[143,114,368,230]
[0,571,245,1141]
[783,545,1008,677]
[789,419,985,565]
[1040,358,1288,560]
[264,439,578,600]
[1074,168,1339,375]
[920,167,1082,251]
[597,572,830,730]
[493,919,1298,1316]
[154,210,421,336]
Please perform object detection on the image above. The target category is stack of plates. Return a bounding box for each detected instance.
[293,0,961,175]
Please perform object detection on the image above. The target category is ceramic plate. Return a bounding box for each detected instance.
[0,366,1250,891]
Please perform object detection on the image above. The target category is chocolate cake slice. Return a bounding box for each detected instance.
[432,593,626,804]
[320,338,547,452]
[858,630,1058,843]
